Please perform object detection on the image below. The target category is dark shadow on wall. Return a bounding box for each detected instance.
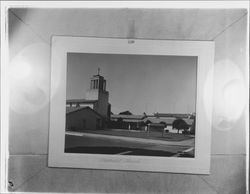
[8,8,30,41]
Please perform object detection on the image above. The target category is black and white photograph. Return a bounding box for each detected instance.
[65,53,197,157]
[2,2,248,193]
[47,36,213,174]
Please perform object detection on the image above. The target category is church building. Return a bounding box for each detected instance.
[66,69,111,131]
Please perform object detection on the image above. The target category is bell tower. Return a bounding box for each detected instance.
[86,68,110,119]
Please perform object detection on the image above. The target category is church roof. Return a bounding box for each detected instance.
[66,107,84,114]
[92,74,104,79]
[66,99,97,104]
[66,106,104,118]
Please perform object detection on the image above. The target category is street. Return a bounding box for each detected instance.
[65,131,195,157]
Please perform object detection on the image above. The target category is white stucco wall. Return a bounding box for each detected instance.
[66,108,102,130]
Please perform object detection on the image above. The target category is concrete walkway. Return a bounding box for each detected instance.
[66,131,195,147]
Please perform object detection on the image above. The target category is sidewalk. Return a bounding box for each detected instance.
[66,130,195,147]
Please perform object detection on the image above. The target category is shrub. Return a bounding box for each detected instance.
[172,119,189,134]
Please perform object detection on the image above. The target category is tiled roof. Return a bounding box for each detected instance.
[111,114,193,125]
[66,107,87,114]
[66,106,103,118]
[154,113,191,118]
[148,123,166,127]
[144,117,193,126]
[66,99,97,104]
[144,117,175,125]
[111,114,146,120]
[114,119,144,123]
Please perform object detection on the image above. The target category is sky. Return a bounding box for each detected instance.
[66,53,197,115]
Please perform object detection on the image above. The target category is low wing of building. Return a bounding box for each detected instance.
[66,106,104,131]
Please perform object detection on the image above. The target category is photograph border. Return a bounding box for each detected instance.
[48,36,214,174]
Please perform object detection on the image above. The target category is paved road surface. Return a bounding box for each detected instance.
[65,131,195,157]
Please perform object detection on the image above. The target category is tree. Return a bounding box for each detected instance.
[159,121,167,136]
[119,110,132,115]
[145,120,152,125]
[116,117,123,129]
[172,119,189,134]
[117,117,123,123]
[190,116,196,134]
[160,121,167,128]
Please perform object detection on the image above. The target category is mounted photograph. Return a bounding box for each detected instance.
[48,36,213,174]
[65,53,197,158]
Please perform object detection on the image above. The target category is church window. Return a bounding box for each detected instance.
[103,80,106,91]
[94,80,97,89]
[90,80,94,89]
